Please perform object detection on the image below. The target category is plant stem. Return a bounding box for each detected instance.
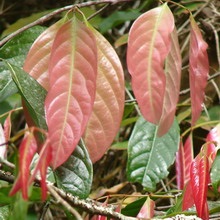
[0,0,132,47]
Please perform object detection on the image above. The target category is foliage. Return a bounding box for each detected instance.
[0,0,219,219]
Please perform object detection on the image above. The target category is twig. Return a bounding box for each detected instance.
[49,185,137,220]
[0,0,132,47]
[0,169,14,183]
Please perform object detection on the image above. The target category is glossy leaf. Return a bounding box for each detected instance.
[211,150,220,193]
[6,63,47,131]
[189,15,209,125]
[55,141,93,199]
[0,26,45,101]
[23,20,65,90]
[182,181,194,211]
[158,27,181,136]
[127,3,174,125]
[45,17,97,168]
[190,155,209,219]
[175,135,194,190]
[9,131,37,199]
[83,27,124,163]
[127,116,180,191]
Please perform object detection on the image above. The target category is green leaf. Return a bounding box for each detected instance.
[121,197,146,217]
[0,187,13,204]
[99,10,141,33]
[5,62,47,131]
[55,140,93,199]
[127,116,180,191]
[0,205,10,220]
[0,26,45,100]
[211,150,220,193]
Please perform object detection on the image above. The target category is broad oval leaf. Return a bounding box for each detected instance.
[23,20,65,90]
[189,16,209,125]
[83,27,124,163]
[211,150,220,193]
[55,140,93,199]
[126,116,180,191]
[127,3,174,124]
[45,17,97,169]
[175,135,193,190]
[158,28,181,136]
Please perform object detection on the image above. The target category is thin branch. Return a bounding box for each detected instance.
[0,169,14,183]
[0,0,132,47]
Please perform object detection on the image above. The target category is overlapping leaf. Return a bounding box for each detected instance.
[127,116,180,191]
[0,124,6,160]
[83,27,124,163]
[23,20,65,90]
[55,140,93,199]
[127,3,174,125]
[45,17,97,168]
[158,27,181,136]
[189,15,209,125]
[175,135,193,190]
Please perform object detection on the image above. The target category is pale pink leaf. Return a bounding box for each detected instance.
[83,27,124,163]
[176,135,194,190]
[0,124,6,160]
[158,27,181,136]
[189,16,209,125]
[23,19,64,90]
[45,17,97,168]
[137,197,155,219]
[127,3,174,124]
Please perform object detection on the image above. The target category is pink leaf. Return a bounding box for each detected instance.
[45,17,97,169]
[9,130,37,199]
[176,135,194,190]
[137,197,155,219]
[83,27,124,163]
[182,181,194,211]
[0,124,7,161]
[158,27,181,136]
[23,19,64,90]
[189,16,209,125]
[127,3,174,124]
[190,155,209,219]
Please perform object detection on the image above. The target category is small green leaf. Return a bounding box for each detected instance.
[127,116,180,191]
[121,197,146,217]
[5,62,47,131]
[0,26,45,100]
[99,10,141,33]
[211,150,220,193]
[55,140,93,199]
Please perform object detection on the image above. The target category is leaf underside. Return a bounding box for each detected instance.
[83,27,124,163]
[127,116,180,191]
[127,3,174,125]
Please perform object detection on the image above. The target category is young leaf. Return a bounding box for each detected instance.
[0,124,6,161]
[182,181,194,211]
[136,197,155,219]
[23,20,65,90]
[127,3,174,124]
[83,27,124,163]
[55,140,93,199]
[127,116,180,191]
[189,15,209,125]
[45,17,97,169]
[9,130,37,199]
[190,155,209,219]
[175,135,194,190]
[158,28,182,136]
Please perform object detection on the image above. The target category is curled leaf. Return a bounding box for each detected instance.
[189,15,209,125]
